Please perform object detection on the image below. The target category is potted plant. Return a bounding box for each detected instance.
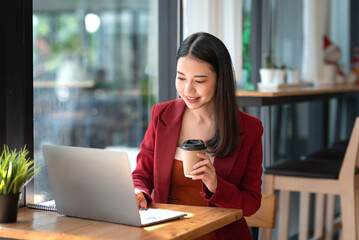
[273,64,286,85]
[0,145,42,223]
[259,55,275,85]
[286,67,301,84]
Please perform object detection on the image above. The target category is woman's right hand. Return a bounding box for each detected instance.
[135,189,147,209]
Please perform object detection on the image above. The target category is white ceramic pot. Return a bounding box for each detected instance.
[273,69,286,84]
[259,69,274,85]
[286,69,301,84]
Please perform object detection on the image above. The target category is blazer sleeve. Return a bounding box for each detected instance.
[132,105,158,203]
[201,120,263,216]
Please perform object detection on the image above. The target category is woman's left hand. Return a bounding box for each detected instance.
[191,153,217,193]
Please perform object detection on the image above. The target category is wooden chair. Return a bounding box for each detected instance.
[245,194,278,240]
[262,117,359,240]
[300,144,346,239]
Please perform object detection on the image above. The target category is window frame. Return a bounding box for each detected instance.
[0,0,34,206]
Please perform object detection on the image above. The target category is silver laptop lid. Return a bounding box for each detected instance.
[42,145,142,226]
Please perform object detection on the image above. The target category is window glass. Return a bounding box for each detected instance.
[33,0,158,203]
[242,0,252,89]
[270,0,350,73]
[270,0,303,70]
[182,0,253,88]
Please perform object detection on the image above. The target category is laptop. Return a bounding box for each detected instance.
[42,145,187,226]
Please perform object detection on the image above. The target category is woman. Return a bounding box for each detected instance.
[133,32,263,239]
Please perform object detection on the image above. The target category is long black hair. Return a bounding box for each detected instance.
[177,32,240,157]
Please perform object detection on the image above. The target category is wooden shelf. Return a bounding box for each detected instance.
[34,81,95,88]
[236,84,359,98]
[236,84,359,107]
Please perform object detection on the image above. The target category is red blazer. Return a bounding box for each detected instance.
[133,98,263,240]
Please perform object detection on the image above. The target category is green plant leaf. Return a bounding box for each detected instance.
[0,145,43,195]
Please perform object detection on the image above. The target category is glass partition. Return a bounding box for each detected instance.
[270,0,350,73]
[33,0,158,203]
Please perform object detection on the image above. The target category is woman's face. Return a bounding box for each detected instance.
[176,56,217,111]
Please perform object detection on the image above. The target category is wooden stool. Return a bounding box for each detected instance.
[262,117,359,240]
[301,147,346,239]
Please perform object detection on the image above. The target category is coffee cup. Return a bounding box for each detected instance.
[180,139,207,178]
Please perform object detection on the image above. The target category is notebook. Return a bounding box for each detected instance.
[27,200,57,211]
[42,145,187,226]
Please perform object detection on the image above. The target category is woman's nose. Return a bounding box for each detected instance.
[184,81,195,94]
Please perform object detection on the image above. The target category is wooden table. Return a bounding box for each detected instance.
[236,85,359,106]
[236,85,359,166]
[0,204,242,240]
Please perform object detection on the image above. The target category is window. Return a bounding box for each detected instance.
[33,0,159,203]
[270,0,351,75]
[242,0,253,89]
[181,0,243,83]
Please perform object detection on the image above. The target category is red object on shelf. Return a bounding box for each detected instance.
[323,35,345,77]
[352,47,359,85]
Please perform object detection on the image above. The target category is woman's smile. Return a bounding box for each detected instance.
[186,96,200,103]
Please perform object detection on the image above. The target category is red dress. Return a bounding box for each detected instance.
[168,156,213,240]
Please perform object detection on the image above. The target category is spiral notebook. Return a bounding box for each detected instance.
[27,200,57,211]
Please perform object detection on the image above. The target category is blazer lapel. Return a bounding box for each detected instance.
[213,112,244,180]
[155,99,186,202]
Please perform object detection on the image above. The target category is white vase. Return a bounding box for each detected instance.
[273,69,286,84]
[286,69,301,84]
[259,69,274,85]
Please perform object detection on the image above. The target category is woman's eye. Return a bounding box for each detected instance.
[177,77,186,80]
[195,80,205,83]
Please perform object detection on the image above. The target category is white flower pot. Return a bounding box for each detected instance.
[286,69,301,84]
[259,69,274,85]
[273,69,286,84]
